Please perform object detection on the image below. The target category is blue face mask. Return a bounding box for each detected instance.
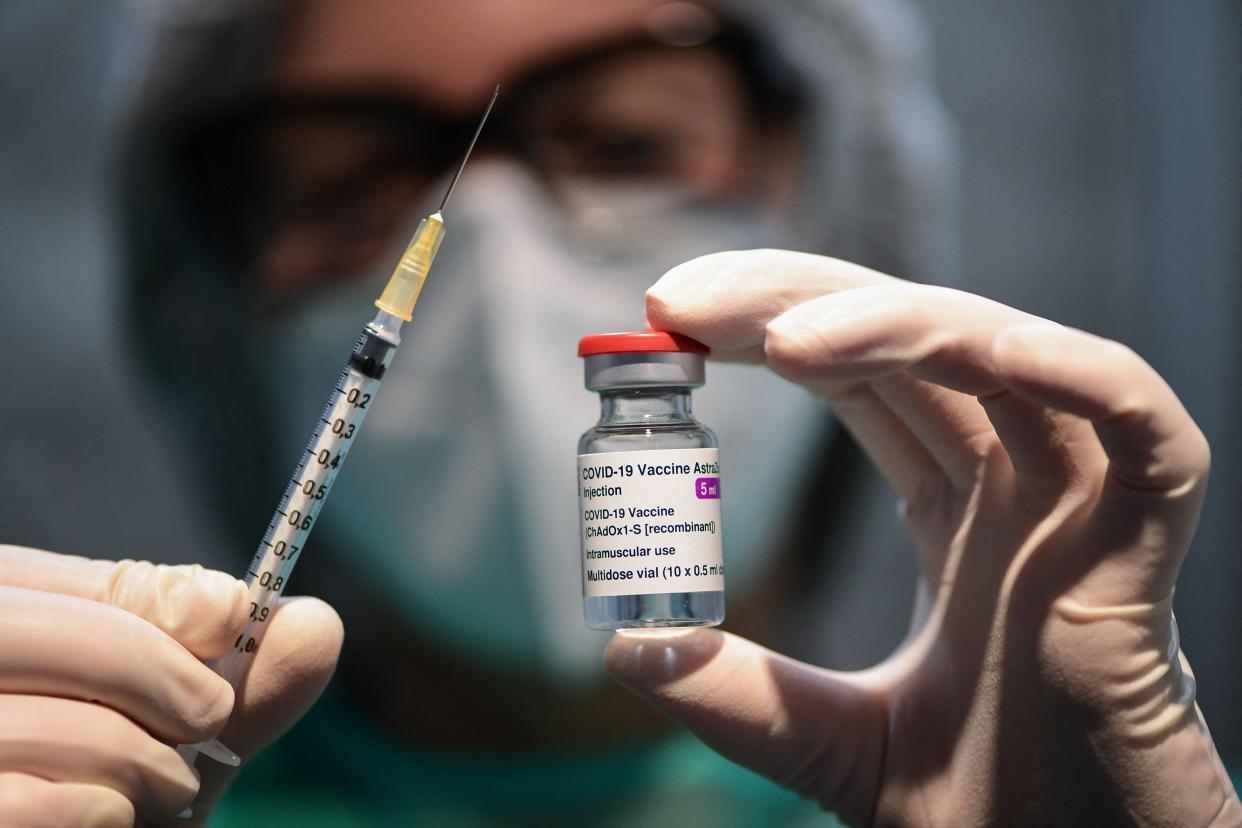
[260,162,830,683]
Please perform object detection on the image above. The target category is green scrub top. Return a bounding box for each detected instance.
[214,694,1242,825]
[214,692,835,827]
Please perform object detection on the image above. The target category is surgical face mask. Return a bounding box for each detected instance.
[259,163,829,683]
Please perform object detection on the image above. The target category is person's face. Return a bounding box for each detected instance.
[193,0,800,302]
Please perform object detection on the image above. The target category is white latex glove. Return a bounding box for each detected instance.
[605,250,1241,827]
[0,546,342,827]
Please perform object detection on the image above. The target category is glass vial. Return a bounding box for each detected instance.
[577,331,725,630]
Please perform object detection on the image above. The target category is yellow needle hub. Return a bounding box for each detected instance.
[374,212,446,321]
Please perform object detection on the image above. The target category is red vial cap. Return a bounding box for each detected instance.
[577,331,709,357]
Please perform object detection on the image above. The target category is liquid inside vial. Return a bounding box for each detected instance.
[578,391,725,629]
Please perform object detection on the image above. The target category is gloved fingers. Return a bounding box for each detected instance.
[825,381,947,508]
[646,249,896,362]
[869,373,1005,492]
[814,382,974,579]
[992,324,1210,493]
[763,283,1101,492]
[218,597,343,756]
[0,546,247,660]
[992,324,1210,596]
[178,596,343,827]
[0,772,135,828]
[0,585,234,745]
[605,628,885,825]
[820,384,976,579]
[0,695,199,821]
[977,388,1105,500]
[761,283,1029,392]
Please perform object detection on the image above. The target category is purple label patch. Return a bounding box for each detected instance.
[695,477,720,499]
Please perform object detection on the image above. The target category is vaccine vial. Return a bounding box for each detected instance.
[577,331,724,630]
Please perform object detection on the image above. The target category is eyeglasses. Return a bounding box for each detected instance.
[176,19,803,295]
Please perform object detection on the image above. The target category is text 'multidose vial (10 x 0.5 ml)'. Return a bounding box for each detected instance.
[576,331,724,630]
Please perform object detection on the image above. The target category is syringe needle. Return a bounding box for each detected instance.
[438,83,500,213]
[375,84,499,322]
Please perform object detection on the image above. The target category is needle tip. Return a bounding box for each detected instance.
[438,85,501,213]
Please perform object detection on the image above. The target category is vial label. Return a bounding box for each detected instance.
[577,448,723,598]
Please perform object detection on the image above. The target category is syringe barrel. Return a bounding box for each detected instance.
[211,318,399,686]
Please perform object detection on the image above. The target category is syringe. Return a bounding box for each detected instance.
[180,86,499,772]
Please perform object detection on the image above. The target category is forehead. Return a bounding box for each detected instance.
[270,0,686,112]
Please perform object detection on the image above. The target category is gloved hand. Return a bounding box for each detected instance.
[605,250,1241,827]
[0,545,342,827]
